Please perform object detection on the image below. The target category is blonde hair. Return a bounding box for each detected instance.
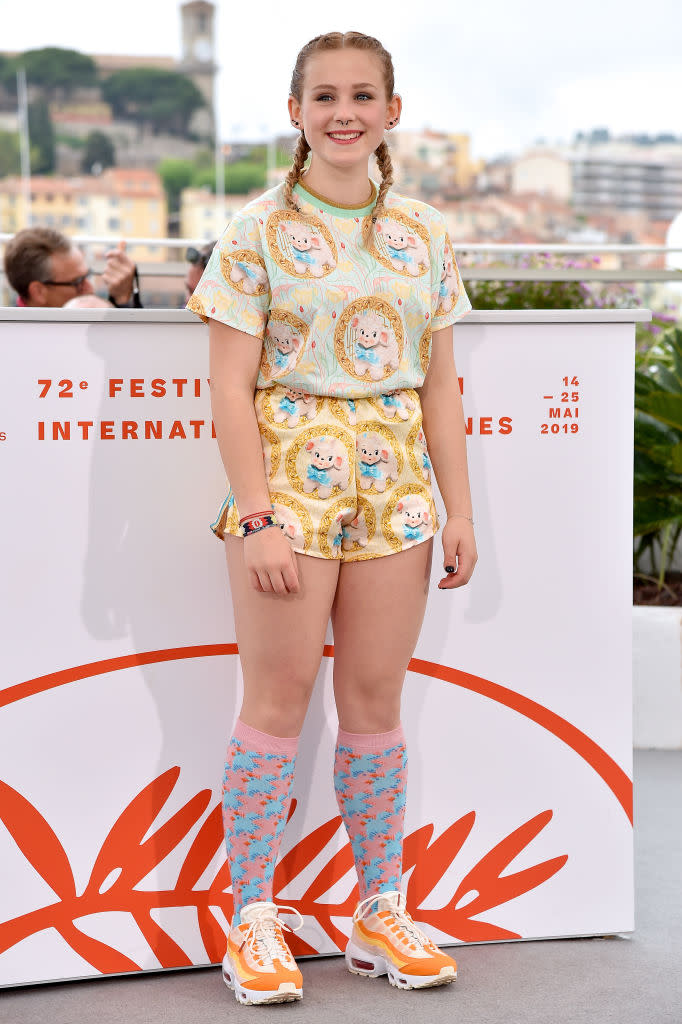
[284,31,395,246]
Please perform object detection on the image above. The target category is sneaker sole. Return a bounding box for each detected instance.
[222,959,302,1005]
[345,939,457,990]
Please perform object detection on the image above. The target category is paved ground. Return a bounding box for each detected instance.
[2,750,680,1024]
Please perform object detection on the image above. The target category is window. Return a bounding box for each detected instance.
[108,218,120,230]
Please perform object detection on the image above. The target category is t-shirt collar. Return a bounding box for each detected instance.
[293,178,378,218]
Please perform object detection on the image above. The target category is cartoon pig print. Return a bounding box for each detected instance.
[229,259,268,294]
[352,310,399,381]
[266,321,303,376]
[272,386,317,428]
[416,427,432,481]
[396,494,431,544]
[437,243,460,314]
[282,221,336,277]
[303,435,350,498]
[341,509,369,550]
[272,502,304,547]
[375,217,428,276]
[357,431,399,493]
[379,389,416,421]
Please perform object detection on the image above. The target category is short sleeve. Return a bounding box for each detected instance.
[430,212,472,331]
[185,208,271,340]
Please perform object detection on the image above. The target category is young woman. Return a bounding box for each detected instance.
[187,30,477,1007]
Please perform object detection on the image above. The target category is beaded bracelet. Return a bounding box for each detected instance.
[239,511,278,538]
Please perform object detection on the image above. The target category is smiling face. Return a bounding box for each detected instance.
[288,48,401,172]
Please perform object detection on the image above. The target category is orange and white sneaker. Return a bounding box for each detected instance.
[222,900,304,1005]
[345,889,458,990]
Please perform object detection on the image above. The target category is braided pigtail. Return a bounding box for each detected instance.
[362,139,394,247]
[283,132,310,213]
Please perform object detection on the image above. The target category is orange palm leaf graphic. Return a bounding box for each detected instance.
[86,767,212,895]
[0,779,77,901]
[0,770,567,973]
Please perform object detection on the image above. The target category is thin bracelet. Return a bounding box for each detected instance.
[239,510,274,524]
[447,512,474,525]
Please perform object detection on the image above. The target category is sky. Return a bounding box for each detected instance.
[1,0,680,160]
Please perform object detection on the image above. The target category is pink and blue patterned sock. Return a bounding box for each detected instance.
[333,724,408,912]
[222,718,298,927]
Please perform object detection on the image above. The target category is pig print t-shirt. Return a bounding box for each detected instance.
[187,178,472,399]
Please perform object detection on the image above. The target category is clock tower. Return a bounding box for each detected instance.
[179,0,217,140]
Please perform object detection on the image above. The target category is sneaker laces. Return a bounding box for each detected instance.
[353,889,433,951]
[241,904,304,968]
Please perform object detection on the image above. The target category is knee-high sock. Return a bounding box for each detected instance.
[333,724,408,906]
[222,718,298,926]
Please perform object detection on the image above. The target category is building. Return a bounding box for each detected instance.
[511,149,572,201]
[388,130,483,199]
[571,142,682,221]
[179,188,254,241]
[177,0,217,138]
[0,168,168,262]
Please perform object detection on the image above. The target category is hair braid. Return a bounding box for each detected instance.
[283,132,310,213]
[362,141,394,246]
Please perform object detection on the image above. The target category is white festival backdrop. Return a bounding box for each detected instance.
[0,309,644,987]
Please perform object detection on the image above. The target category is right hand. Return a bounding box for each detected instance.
[243,526,300,595]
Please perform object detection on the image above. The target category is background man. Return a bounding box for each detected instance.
[3,227,140,308]
[184,241,216,305]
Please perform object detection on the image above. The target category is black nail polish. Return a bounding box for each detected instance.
[445,565,455,573]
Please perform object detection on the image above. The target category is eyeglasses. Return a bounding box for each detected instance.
[186,247,211,269]
[41,270,93,289]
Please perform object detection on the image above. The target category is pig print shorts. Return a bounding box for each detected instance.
[210,383,440,561]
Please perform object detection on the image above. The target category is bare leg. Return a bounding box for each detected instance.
[330,540,433,911]
[331,539,433,731]
[225,536,340,736]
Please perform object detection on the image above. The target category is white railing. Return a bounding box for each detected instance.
[2,233,681,255]
[1,236,682,296]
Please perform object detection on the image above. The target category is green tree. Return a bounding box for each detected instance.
[80,131,116,173]
[159,158,196,212]
[1,48,97,95]
[102,69,205,137]
[28,99,55,174]
[0,131,21,177]
[194,160,266,194]
[225,161,266,194]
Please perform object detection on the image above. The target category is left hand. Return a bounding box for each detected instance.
[101,240,136,305]
[437,516,477,589]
